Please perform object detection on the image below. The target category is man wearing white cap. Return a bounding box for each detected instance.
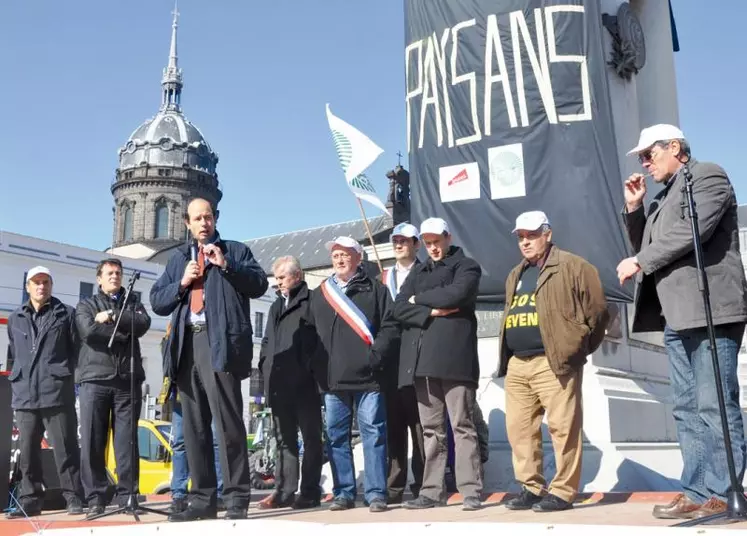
[6,266,85,518]
[392,217,484,511]
[381,222,425,504]
[497,211,608,512]
[309,236,400,512]
[619,125,747,520]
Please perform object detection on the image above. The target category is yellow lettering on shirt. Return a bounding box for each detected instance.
[504,311,539,329]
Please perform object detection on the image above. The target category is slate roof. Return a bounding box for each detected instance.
[245,214,393,273]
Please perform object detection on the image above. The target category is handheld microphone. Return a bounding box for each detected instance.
[189,240,198,263]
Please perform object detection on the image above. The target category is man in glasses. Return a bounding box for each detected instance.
[618,124,747,520]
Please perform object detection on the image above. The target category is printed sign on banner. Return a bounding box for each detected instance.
[439,162,481,203]
[404,0,632,302]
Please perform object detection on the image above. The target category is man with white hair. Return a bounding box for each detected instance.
[392,217,484,511]
[498,211,608,513]
[6,266,85,518]
[309,236,400,513]
[257,255,323,510]
[618,124,747,520]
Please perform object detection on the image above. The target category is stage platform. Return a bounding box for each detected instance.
[4,492,747,536]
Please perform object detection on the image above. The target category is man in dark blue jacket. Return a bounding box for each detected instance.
[150,198,268,522]
[5,266,85,518]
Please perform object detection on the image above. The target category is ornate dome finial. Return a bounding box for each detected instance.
[161,0,183,111]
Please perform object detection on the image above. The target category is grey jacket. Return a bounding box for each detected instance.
[623,158,747,332]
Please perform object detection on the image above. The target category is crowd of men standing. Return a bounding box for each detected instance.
[4,124,746,523]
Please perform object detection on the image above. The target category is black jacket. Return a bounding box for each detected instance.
[75,288,151,383]
[309,269,400,392]
[6,297,78,410]
[392,246,481,388]
[258,282,318,406]
[150,232,269,381]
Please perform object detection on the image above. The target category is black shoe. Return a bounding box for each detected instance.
[404,496,440,510]
[532,494,573,512]
[328,497,355,511]
[293,495,321,510]
[86,504,106,519]
[387,495,403,505]
[369,499,387,513]
[224,506,247,520]
[5,505,42,519]
[505,488,544,510]
[168,497,187,514]
[462,496,482,511]
[168,506,218,522]
[67,497,84,515]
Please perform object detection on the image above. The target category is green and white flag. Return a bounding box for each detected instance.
[326,103,388,214]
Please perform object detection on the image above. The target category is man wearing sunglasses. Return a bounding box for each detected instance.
[618,124,747,521]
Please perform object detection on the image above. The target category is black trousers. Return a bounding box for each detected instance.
[177,329,251,509]
[79,378,142,505]
[385,385,425,501]
[15,406,84,509]
[270,387,324,500]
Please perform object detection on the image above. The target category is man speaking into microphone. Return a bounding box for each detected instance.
[151,198,268,521]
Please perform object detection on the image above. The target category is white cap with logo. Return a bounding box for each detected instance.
[627,124,685,156]
[26,266,52,282]
[512,211,550,233]
[420,217,450,237]
[325,236,363,254]
[390,223,419,241]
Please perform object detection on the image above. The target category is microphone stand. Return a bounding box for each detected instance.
[673,163,747,527]
[87,271,168,522]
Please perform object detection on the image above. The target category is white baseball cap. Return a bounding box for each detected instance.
[325,236,363,254]
[26,266,52,282]
[390,223,419,241]
[512,211,550,233]
[627,124,685,155]
[420,217,450,237]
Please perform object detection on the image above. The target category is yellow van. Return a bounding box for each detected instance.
[105,419,174,495]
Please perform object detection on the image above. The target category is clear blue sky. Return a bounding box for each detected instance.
[0,1,744,251]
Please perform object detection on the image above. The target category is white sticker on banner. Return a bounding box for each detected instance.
[439,162,481,203]
[488,143,526,200]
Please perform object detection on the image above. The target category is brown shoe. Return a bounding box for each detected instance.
[652,493,702,519]
[692,497,728,519]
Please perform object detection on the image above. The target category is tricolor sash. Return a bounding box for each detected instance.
[320,279,376,345]
[382,268,397,300]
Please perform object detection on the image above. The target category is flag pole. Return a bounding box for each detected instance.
[356,198,383,273]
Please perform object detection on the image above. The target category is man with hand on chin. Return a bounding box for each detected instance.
[618,125,747,520]
[151,198,268,522]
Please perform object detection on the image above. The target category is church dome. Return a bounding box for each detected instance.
[119,111,218,174]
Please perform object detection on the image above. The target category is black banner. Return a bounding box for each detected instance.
[405,0,632,303]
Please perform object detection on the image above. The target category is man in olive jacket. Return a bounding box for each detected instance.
[618,124,747,520]
[392,217,483,512]
[497,211,608,513]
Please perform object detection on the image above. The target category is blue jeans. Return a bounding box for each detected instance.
[170,401,223,500]
[324,391,387,504]
[664,323,746,503]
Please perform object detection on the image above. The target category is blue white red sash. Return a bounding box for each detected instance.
[320,279,375,345]
[383,268,397,300]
